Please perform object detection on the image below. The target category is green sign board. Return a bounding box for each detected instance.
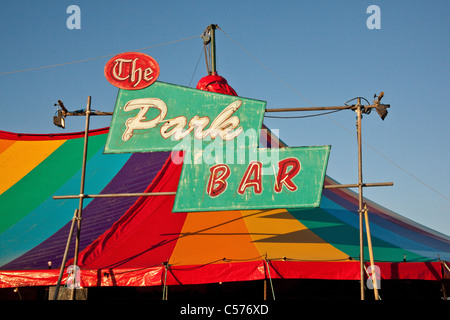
[173,146,330,212]
[105,81,266,153]
[105,80,330,212]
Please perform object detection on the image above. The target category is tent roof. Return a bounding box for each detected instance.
[1,76,449,288]
[0,125,449,288]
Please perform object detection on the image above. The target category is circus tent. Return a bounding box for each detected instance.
[0,75,449,300]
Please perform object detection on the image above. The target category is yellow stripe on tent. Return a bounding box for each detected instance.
[241,209,350,261]
[0,139,65,195]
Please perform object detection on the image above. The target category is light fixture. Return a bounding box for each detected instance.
[53,109,65,129]
[53,100,68,129]
[374,92,388,120]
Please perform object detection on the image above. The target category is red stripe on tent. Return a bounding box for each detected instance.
[1,261,443,288]
[374,262,443,281]
[0,127,109,141]
[73,151,186,269]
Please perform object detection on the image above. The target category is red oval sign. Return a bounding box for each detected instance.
[104,52,160,90]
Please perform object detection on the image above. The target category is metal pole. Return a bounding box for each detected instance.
[53,191,177,200]
[52,209,78,300]
[356,98,365,300]
[265,104,389,113]
[364,204,380,300]
[210,24,217,74]
[324,182,393,189]
[70,96,91,300]
[266,106,353,112]
[63,111,113,117]
[263,279,267,300]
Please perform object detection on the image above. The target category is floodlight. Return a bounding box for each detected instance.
[53,99,68,128]
[53,109,65,129]
[374,92,388,120]
[376,105,388,120]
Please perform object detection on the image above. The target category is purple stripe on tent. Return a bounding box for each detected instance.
[2,152,171,270]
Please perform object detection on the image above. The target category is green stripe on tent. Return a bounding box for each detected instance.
[0,134,106,234]
[289,208,427,262]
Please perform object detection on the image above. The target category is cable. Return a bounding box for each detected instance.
[264,109,347,119]
[264,258,276,300]
[188,47,204,87]
[218,26,449,203]
[217,26,315,106]
[0,34,201,75]
[443,261,450,273]
[364,141,450,202]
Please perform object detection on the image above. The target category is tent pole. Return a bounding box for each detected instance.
[364,204,380,300]
[356,98,365,300]
[52,209,78,300]
[210,24,217,74]
[264,259,276,300]
[438,258,448,300]
[263,279,267,300]
[70,96,91,300]
[162,262,169,300]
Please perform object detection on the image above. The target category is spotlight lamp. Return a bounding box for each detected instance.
[53,109,65,129]
[53,100,68,129]
[374,92,389,120]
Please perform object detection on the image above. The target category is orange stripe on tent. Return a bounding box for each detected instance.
[0,139,15,154]
[169,210,262,266]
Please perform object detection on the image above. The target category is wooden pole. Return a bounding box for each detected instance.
[53,192,177,199]
[70,96,91,300]
[265,104,390,113]
[324,182,393,189]
[52,209,78,300]
[263,280,267,300]
[364,204,380,300]
[210,24,217,74]
[356,98,365,300]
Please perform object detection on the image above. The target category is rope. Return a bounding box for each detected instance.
[363,264,370,278]
[363,143,450,202]
[264,109,346,119]
[264,258,276,300]
[363,265,382,300]
[218,26,450,204]
[162,261,169,300]
[217,26,314,106]
[0,34,201,75]
[443,261,450,273]
[188,47,204,87]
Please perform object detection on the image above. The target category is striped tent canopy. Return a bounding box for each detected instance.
[1,124,449,288]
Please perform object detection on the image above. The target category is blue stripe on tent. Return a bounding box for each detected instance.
[0,149,131,267]
[319,196,449,261]
[1,152,171,270]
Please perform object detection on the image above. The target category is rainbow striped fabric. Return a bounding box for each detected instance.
[0,126,449,287]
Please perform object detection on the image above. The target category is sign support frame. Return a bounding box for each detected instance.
[53,95,391,301]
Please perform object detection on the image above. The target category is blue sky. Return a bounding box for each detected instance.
[0,1,449,236]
